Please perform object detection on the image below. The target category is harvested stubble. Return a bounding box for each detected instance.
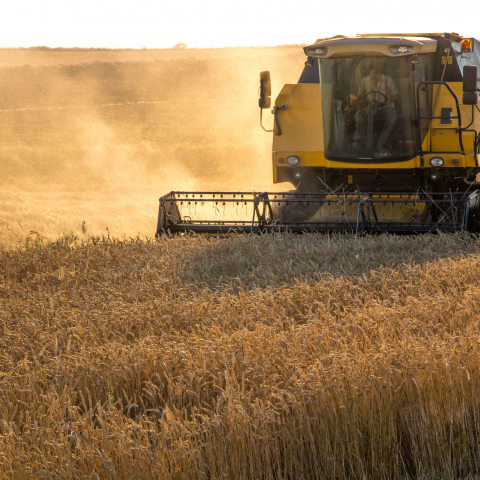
[2,233,480,479]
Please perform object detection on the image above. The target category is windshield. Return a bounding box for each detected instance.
[319,54,434,162]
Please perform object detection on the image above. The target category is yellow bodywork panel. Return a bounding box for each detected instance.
[275,151,422,168]
[272,84,323,152]
[430,82,477,164]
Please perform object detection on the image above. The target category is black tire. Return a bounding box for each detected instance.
[467,193,480,233]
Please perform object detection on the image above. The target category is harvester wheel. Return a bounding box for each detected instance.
[467,193,480,233]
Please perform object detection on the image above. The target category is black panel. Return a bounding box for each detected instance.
[276,166,479,193]
[440,108,453,124]
[433,36,463,82]
[298,58,320,83]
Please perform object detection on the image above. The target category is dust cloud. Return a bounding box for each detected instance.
[0,46,305,244]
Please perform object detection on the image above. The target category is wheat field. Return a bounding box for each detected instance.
[0,46,302,245]
[2,232,480,479]
[3,46,480,479]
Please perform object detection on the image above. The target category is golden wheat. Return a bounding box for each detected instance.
[1,233,480,479]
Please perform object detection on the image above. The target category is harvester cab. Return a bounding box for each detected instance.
[157,33,480,235]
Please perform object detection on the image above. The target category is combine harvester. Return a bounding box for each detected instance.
[157,33,480,234]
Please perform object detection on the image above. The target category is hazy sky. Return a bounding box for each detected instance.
[1,0,478,49]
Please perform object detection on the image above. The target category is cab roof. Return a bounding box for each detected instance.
[305,35,437,59]
[315,32,475,43]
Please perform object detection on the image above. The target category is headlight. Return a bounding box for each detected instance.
[286,156,300,166]
[307,47,327,56]
[389,46,413,54]
[430,157,444,167]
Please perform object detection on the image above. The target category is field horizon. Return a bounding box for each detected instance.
[0,44,303,246]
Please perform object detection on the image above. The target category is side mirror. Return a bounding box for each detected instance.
[463,65,478,105]
[259,71,271,109]
[260,71,271,97]
[259,97,271,108]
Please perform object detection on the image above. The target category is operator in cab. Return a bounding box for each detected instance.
[349,62,399,156]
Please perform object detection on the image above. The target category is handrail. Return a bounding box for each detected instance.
[416,81,465,166]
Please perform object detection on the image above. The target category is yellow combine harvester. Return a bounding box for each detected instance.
[157,33,480,234]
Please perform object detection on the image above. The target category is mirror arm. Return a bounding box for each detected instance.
[260,107,274,132]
